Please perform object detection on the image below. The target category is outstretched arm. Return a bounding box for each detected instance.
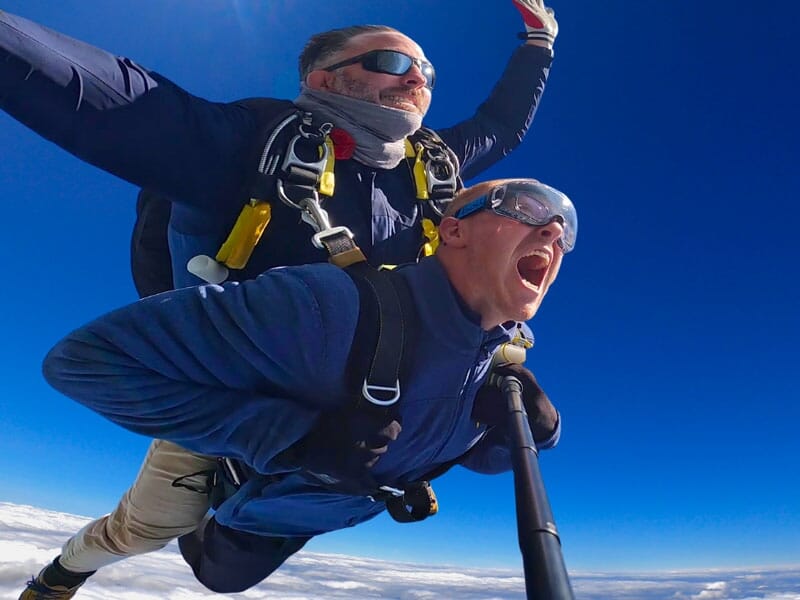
[434,0,559,179]
[0,10,256,208]
[42,265,360,470]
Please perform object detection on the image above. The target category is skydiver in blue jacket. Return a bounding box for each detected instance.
[41,178,575,593]
[1,2,565,597]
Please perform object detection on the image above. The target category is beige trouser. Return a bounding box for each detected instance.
[59,439,216,573]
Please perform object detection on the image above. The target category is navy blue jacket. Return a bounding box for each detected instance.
[0,10,553,286]
[43,257,558,536]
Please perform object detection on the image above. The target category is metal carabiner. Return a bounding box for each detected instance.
[276,132,331,210]
[312,225,356,251]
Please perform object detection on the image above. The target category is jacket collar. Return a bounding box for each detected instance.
[397,257,514,354]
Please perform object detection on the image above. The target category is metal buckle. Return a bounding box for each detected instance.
[378,485,405,497]
[220,457,242,487]
[312,225,355,250]
[362,379,401,406]
[425,153,457,217]
[368,484,405,503]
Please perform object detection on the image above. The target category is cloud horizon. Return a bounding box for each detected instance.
[1,502,798,600]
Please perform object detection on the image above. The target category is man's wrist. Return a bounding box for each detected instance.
[525,39,553,50]
[517,31,554,51]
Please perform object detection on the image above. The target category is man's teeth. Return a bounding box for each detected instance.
[384,95,416,106]
[523,250,550,268]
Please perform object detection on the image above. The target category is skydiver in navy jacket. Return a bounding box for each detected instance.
[41,178,574,592]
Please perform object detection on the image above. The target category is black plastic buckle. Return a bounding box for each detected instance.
[384,481,439,523]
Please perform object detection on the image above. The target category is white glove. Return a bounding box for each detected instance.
[512,0,558,48]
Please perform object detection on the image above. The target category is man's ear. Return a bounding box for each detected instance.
[438,216,468,248]
[306,70,332,91]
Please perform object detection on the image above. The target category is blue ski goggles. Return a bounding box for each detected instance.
[453,181,578,253]
[323,49,436,90]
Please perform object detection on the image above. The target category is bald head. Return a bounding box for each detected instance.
[443,178,550,218]
[436,178,568,330]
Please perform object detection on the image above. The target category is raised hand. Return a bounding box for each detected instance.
[512,0,558,48]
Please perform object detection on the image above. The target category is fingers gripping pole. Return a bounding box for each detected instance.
[500,375,574,599]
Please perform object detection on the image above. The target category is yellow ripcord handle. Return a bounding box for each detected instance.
[421,218,440,256]
[406,139,428,200]
[319,136,336,197]
[216,135,336,270]
[215,201,273,269]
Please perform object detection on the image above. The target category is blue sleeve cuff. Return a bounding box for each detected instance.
[535,410,561,450]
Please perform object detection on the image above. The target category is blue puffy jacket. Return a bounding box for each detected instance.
[43,256,558,536]
[0,10,553,286]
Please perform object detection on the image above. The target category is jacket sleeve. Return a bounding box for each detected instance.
[41,265,360,471]
[458,414,561,475]
[433,45,553,180]
[0,10,256,210]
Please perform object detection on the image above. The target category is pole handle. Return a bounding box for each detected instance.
[500,374,575,599]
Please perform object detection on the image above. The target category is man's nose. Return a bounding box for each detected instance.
[402,64,427,89]
[536,220,564,245]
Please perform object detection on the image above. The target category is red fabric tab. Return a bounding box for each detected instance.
[512,0,545,28]
[330,128,356,160]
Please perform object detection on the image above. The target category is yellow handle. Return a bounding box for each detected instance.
[215,201,272,269]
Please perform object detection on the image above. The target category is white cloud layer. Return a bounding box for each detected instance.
[0,502,798,600]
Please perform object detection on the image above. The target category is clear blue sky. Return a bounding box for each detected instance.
[1,0,798,575]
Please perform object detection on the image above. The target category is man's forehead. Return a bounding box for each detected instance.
[342,31,426,59]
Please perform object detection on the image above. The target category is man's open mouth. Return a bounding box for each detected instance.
[517,251,550,288]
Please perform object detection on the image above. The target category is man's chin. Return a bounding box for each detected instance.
[515,300,542,323]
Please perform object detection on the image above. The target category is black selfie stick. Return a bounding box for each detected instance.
[498,374,575,599]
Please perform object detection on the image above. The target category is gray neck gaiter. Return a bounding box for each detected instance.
[294,85,423,169]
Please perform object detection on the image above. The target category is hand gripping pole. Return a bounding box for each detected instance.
[499,374,574,599]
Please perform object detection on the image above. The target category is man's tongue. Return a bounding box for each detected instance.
[517,254,547,286]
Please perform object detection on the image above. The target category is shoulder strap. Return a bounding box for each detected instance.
[234,97,306,202]
[406,126,464,218]
[236,97,298,137]
[340,264,440,523]
[343,263,418,415]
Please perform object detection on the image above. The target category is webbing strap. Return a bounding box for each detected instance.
[345,262,405,408]
[316,229,366,267]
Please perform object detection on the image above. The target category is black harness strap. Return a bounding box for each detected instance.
[344,262,406,409]
[340,265,438,523]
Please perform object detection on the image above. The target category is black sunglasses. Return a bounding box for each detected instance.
[322,49,436,90]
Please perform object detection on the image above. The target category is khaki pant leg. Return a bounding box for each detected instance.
[59,439,216,573]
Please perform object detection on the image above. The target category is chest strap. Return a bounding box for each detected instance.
[188,116,461,284]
